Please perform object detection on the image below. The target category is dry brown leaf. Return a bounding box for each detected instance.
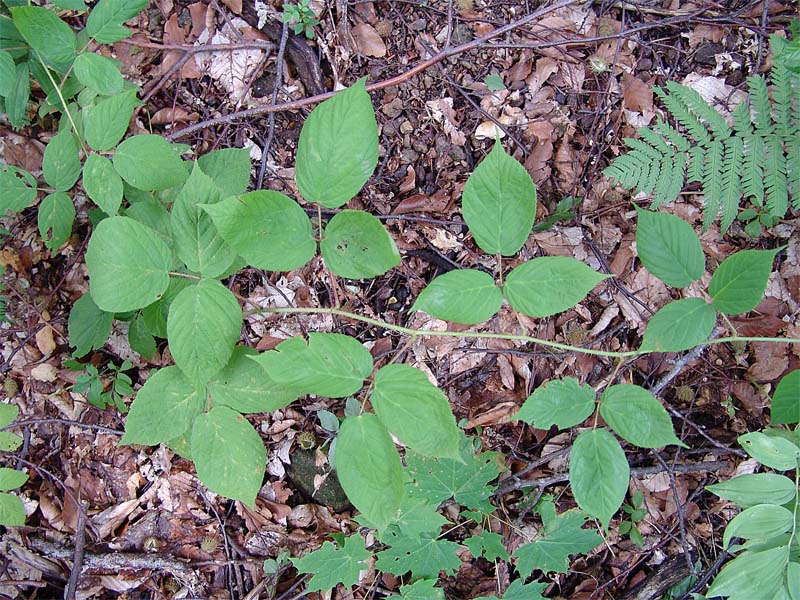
[352,23,386,57]
[35,322,56,356]
[187,2,208,39]
[393,191,450,214]
[221,0,241,13]
[150,107,200,125]
[747,342,789,382]
[399,165,416,194]
[622,74,654,113]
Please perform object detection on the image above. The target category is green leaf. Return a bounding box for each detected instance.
[11,6,77,71]
[0,430,21,452]
[37,192,75,251]
[250,332,372,398]
[73,52,123,95]
[86,216,173,312]
[787,561,800,600]
[295,78,378,208]
[504,257,611,317]
[113,134,189,191]
[371,364,460,459]
[83,154,123,215]
[0,492,26,526]
[167,279,241,384]
[515,377,596,430]
[707,473,796,507]
[196,147,251,196]
[52,0,88,11]
[209,346,300,413]
[640,298,716,352]
[120,366,204,445]
[0,468,29,492]
[0,165,37,214]
[335,413,403,531]
[140,276,191,338]
[512,500,601,575]
[772,370,800,425]
[635,207,704,287]
[461,141,537,255]
[42,130,81,192]
[191,406,266,506]
[389,579,445,600]
[376,531,461,578]
[84,89,141,151]
[568,428,629,529]
[0,50,15,96]
[464,531,508,561]
[709,248,781,315]
[707,546,788,599]
[599,384,684,448]
[68,292,113,357]
[723,504,794,549]
[202,191,315,272]
[4,62,30,130]
[320,210,400,279]
[405,438,501,512]
[86,0,149,43]
[128,312,156,359]
[0,404,19,429]
[478,580,548,600]
[390,495,449,539]
[171,163,237,277]
[484,72,506,91]
[291,535,372,592]
[738,432,800,471]
[412,269,502,325]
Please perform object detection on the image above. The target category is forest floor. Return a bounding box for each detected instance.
[1,0,799,598]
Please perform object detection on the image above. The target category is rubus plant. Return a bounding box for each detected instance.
[64,358,135,412]
[604,34,800,234]
[703,369,800,600]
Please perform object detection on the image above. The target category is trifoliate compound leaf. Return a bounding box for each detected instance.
[771,370,800,425]
[191,406,266,506]
[42,130,81,191]
[738,432,800,471]
[512,501,600,575]
[0,492,26,526]
[37,192,75,251]
[706,545,788,600]
[202,191,315,272]
[250,333,372,398]
[412,269,502,325]
[504,257,611,317]
[335,413,403,531]
[11,6,77,71]
[167,279,241,384]
[0,404,19,429]
[86,0,149,43]
[0,468,28,492]
[84,89,141,151]
[113,134,188,191]
[635,207,704,287]
[83,154,123,215]
[86,216,173,312]
[371,364,460,459]
[515,377,595,430]
[1,165,37,214]
[73,52,123,95]
[296,78,378,208]
[128,312,156,359]
[196,147,251,196]
[120,366,204,445]
[320,210,400,279]
[462,141,537,255]
[706,473,796,508]
[171,163,237,277]
[640,298,716,352]
[389,578,445,600]
[464,531,508,561]
[709,247,781,315]
[210,346,301,413]
[68,293,113,358]
[291,534,372,592]
[569,428,628,529]
[599,384,684,448]
[376,531,461,579]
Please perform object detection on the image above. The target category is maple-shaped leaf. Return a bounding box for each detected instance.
[464,531,508,561]
[355,493,449,539]
[512,499,601,576]
[475,579,548,600]
[376,531,461,579]
[388,578,445,599]
[291,534,371,592]
[405,435,502,513]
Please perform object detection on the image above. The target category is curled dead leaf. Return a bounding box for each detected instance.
[351,22,386,57]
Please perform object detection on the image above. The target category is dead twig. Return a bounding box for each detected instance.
[63,500,88,600]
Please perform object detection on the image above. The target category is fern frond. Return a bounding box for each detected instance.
[687,145,705,183]
[653,119,691,152]
[604,152,650,190]
[764,135,788,218]
[637,126,673,154]
[656,86,713,147]
[747,75,772,132]
[720,137,744,232]
[785,134,800,210]
[701,140,724,231]
[666,81,732,140]
[651,153,681,208]
[771,59,793,138]
[732,101,753,136]
[741,134,765,204]
[624,137,665,163]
